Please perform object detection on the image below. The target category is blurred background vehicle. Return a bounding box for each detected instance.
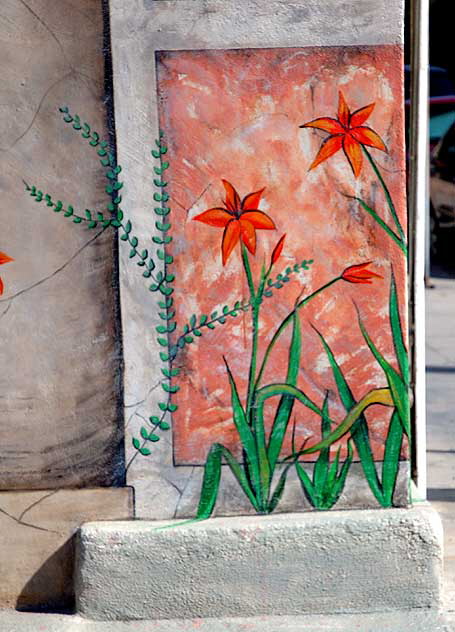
[430,121,455,257]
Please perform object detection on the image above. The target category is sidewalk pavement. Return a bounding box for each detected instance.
[0,609,452,632]
[426,266,455,621]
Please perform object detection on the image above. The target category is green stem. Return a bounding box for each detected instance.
[362,146,406,243]
[254,277,341,390]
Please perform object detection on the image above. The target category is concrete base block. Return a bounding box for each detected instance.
[75,504,443,621]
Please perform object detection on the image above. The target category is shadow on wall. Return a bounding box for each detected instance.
[16,537,75,613]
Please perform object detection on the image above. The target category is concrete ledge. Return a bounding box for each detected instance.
[75,504,443,621]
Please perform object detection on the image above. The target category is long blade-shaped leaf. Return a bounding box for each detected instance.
[390,271,409,385]
[313,393,330,491]
[313,328,384,503]
[257,383,393,455]
[381,411,404,507]
[251,406,271,511]
[196,443,223,519]
[224,357,260,493]
[267,308,302,473]
[196,443,259,519]
[328,441,354,506]
[351,195,407,254]
[295,461,318,506]
[357,314,410,438]
[268,460,296,513]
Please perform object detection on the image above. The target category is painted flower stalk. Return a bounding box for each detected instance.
[300,91,407,255]
[193,179,385,518]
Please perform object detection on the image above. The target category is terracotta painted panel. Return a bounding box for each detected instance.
[156,46,408,489]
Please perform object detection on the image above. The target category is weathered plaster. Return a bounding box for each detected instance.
[0,0,122,488]
[0,488,133,610]
[109,0,406,517]
[75,504,442,621]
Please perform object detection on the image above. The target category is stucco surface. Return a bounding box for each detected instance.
[0,488,132,610]
[75,505,442,621]
[110,0,407,517]
[0,0,122,488]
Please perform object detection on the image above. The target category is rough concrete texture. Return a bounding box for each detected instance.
[110,0,407,519]
[0,609,454,632]
[0,0,122,489]
[75,505,442,621]
[0,488,133,610]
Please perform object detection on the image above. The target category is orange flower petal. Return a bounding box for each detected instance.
[350,126,387,152]
[221,219,241,265]
[350,103,375,127]
[0,252,14,265]
[337,91,350,127]
[341,262,383,283]
[271,234,286,265]
[239,219,257,255]
[192,208,233,227]
[309,134,344,171]
[300,117,345,135]
[241,187,265,211]
[240,210,276,230]
[342,134,363,178]
[221,179,241,212]
[0,276,3,295]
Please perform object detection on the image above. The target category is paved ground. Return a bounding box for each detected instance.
[426,260,455,620]
[0,609,452,632]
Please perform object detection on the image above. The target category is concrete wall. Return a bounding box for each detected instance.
[0,0,123,489]
[0,0,133,610]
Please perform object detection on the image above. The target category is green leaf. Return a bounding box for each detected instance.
[312,393,331,491]
[196,443,258,520]
[267,460,295,512]
[132,437,140,450]
[295,462,317,506]
[73,216,82,224]
[140,427,149,440]
[267,307,302,473]
[390,271,409,385]
[314,328,384,505]
[139,447,152,456]
[352,196,407,255]
[381,411,404,507]
[223,358,261,496]
[358,313,410,438]
[162,382,179,393]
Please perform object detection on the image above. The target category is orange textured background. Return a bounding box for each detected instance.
[156,45,407,465]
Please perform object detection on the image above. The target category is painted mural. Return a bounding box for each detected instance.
[26,45,409,518]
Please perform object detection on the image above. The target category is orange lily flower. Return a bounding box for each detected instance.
[300,91,387,178]
[341,262,383,284]
[193,180,276,265]
[0,251,14,295]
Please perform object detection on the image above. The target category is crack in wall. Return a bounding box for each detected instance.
[0,0,99,153]
[0,491,60,535]
[0,227,107,305]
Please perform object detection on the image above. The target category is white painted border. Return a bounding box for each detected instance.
[409,0,429,499]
